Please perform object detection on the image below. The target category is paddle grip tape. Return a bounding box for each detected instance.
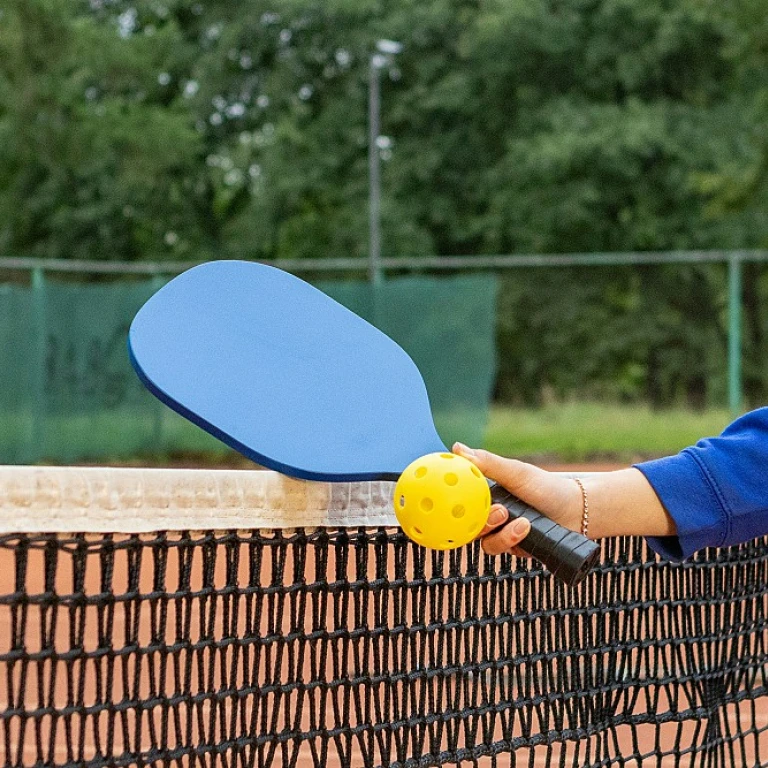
[490,484,600,587]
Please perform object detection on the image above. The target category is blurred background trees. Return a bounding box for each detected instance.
[2,0,768,408]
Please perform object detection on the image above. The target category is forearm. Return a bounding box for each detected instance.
[578,468,676,539]
[461,406,768,559]
[455,443,678,555]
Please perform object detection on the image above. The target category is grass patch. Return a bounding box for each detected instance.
[483,402,734,464]
[2,401,736,468]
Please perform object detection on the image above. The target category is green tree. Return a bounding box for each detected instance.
[2,0,767,406]
[0,0,206,261]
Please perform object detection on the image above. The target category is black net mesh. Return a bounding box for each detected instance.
[1,530,766,768]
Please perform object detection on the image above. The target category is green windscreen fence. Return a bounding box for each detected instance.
[0,272,498,464]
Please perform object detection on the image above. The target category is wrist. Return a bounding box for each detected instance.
[572,477,590,538]
[577,469,676,539]
[555,475,590,535]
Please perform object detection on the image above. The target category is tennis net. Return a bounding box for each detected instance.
[0,466,766,768]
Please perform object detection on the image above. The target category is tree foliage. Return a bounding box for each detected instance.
[2,0,768,405]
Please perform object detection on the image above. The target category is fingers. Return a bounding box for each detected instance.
[454,442,585,557]
[478,504,508,537]
[453,442,582,533]
[477,503,531,556]
[454,442,549,504]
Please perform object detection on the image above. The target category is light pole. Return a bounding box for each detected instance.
[368,40,402,284]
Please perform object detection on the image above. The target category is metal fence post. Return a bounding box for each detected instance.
[30,267,47,461]
[368,58,382,285]
[728,254,743,415]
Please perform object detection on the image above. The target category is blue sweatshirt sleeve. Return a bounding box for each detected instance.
[634,407,768,561]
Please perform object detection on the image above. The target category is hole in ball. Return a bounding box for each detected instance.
[399,495,405,508]
[413,526,423,535]
[471,466,483,479]
[420,498,434,512]
[452,505,466,518]
[441,453,454,459]
[444,473,458,486]
[415,466,428,478]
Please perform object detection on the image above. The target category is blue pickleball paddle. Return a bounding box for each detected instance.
[128,261,599,585]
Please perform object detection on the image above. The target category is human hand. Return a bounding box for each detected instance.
[452,443,675,556]
[452,443,583,556]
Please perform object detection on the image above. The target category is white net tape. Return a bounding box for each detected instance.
[0,466,399,533]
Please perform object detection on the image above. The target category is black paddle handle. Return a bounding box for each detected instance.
[490,484,600,587]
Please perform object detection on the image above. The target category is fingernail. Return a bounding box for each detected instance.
[512,518,530,535]
[488,507,507,525]
[454,442,476,458]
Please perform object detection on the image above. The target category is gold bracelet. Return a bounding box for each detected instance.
[573,477,589,539]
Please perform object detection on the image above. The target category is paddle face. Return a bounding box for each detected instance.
[128,261,446,481]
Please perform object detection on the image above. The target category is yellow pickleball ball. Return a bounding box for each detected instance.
[393,452,491,550]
